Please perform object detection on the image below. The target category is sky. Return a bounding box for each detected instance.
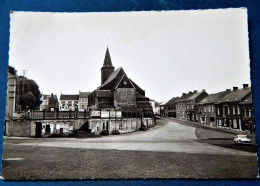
[9,8,250,102]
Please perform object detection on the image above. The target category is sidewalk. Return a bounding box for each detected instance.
[164,117,255,138]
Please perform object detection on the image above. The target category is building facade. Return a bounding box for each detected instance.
[40,93,58,111]
[88,47,155,135]
[59,94,79,111]
[78,91,91,111]
[195,90,229,126]
[215,85,251,131]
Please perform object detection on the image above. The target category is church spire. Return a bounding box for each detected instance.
[101,47,115,85]
[102,47,114,68]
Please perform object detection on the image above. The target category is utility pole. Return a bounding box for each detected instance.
[21,70,27,96]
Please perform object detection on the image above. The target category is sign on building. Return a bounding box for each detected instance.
[116,111,122,117]
[110,111,116,118]
[101,111,109,118]
[91,111,100,117]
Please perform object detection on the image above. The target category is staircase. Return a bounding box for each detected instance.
[74,122,100,138]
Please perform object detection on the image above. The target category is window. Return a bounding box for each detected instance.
[237,107,240,114]
[82,98,85,102]
[217,108,220,115]
[208,106,211,112]
[212,106,215,112]
[82,105,84,108]
[210,117,215,122]
[233,107,236,115]
[244,109,247,117]
[249,109,252,117]
[227,107,230,115]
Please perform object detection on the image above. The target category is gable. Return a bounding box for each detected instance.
[114,74,135,90]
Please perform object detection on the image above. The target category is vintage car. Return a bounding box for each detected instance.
[234,135,252,145]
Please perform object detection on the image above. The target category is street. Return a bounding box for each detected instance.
[1,118,258,179]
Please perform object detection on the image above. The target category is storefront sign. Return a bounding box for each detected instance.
[101,111,109,118]
[110,111,116,118]
[116,111,122,117]
[91,111,100,117]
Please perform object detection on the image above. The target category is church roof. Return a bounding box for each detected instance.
[102,47,114,68]
[98,67,123,90]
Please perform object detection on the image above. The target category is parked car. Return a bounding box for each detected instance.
[234,135,252,145]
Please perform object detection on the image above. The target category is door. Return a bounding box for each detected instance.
[46,124,50,134]
[35,122,42,138]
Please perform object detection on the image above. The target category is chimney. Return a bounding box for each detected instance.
[226,89,231,92]
[51,93,53,97]
[194,90,197,93]
[182,93,186,96]
[233,87,238,91]
[189,91,192,94]
[202,89,206,92]
[243,84,249,88]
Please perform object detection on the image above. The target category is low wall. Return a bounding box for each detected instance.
[5,119,31,137]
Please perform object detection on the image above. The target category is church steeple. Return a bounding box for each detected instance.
[101,47,115,85]
[102,47,114,68]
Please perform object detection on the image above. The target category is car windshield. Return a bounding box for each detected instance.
[237,135,247,138]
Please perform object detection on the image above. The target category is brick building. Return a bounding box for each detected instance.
[215,84,251,131]
[88,47,155,135]
[195,90,229,126]
[186,90,208,121]
[175,90,207,121]
[239,92,254,133]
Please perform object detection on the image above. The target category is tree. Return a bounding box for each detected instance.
[18,76,42,110]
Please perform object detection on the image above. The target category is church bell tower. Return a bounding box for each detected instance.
[101,47,115,85]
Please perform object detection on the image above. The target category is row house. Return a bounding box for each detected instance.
[195,90,229,126]
[186,90,208,121]
[162,97,180,118]
[59,94,79,111]
[175,90,207,120]
[40,93,59,111]
[215,84,252,131]
[176,91,196,120]
[239,93,254,133]
[78,91,91,111]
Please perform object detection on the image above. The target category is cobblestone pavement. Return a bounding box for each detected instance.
[1,118,258,180]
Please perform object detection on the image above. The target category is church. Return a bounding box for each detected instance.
[87,47,155,135]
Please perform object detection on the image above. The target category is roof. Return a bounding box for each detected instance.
[42,94,58,101]
[239,93,253,105]
[136,92,148,99]
[160,98,172,106]
[177,92,196,102]
[96,90,113,97]
[60,94,79,100]
[98,67,123,89]
[197,91,229,105]
[165,97,180,105]
[98,103,114,108]
[102,47,114,68]
[187,91,205,101]
[79,91,91,98]
[218,87,251,103]
[137,103,153,110]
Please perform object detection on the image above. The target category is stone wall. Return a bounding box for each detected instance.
[6,119,31,137]
[114,88,136,108]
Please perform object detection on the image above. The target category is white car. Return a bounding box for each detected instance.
[234,135,252,145]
